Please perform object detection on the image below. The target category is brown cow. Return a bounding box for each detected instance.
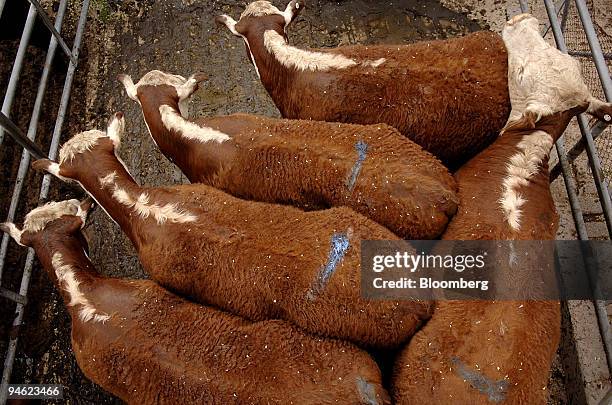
[1,199,390,404]
[118,69,457,239]
[215,0,511,168]
[391,14,612,404]
[32,113,431,349]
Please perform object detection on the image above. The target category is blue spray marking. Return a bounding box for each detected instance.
[346,140,369,192]
[451,357,509,403]
[356,377,381,405]
[307,231,350,300]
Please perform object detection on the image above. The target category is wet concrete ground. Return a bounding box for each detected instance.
[0,0,574,403]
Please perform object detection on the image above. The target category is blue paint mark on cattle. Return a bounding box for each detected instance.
[346,140,369,192]
[307,231,350,300]
[356,377,381,405]
[451,357,508,403]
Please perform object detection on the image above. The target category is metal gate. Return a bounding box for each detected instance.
[517,0,612,402]
[0,1,90,403]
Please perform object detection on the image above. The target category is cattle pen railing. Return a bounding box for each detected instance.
[0,0,90,403]
[517,1,612,403]
[0,0,610,404]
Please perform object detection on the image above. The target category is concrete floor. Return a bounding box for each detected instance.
[0,0,610,403]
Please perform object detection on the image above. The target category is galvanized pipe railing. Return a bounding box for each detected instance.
[541,0,612,372]
[0,0,70,282]
[0,1,90,403]
[0,112,45,159]
[0,4,37,145]
[28,0,76,64]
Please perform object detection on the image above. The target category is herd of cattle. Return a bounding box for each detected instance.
[2,1,612,404]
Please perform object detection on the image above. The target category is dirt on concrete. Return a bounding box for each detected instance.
[0,0,576,404]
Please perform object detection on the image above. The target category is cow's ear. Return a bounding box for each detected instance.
[283,0,304,26]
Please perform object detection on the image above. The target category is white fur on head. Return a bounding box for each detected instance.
[56,114,126,169]
[119,70,202,105]
[23,199,84,233]
[59,130,107,164]
[240,0,300,26]
[503,14,593,125]
[52,252,110,323]
[1,199,88,245]
[240,1,284,19]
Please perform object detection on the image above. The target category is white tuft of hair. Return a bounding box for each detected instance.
[22,200,82,233]
[241,1,283,18]
[107,114,125,147]
[59,130,106,164]
[499,130,554,231]
[124,70,199,103]
[263,30,385,72]
[159,105,230,144]
[133,70,187,88]
[52,252,110,323]
[99,171,198,225]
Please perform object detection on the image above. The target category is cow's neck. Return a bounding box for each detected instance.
[138,90,196,171]
[244,28,298,115]
[75,161,144,245]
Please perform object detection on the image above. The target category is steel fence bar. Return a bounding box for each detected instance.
[569,49,612,60]
[573,0,612,237]
[575,0,612,100]
[576,114,612,234]
[0,0,69,282]
[39,0,90,197]
[560,0,570,33]
[27,0,76,64]
[0,1,90,402]
[0,0,5,21]
[550,119,609,180]
[541,0,590,240]
[0,287,27,305]
[0,4,37,146]
[544,0,612,372]
[0,113,44,159]
[542,0,567,38]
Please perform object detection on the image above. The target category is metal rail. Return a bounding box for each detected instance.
[0,5,37,146]
[537,0,612,376]
[0,1,90,403]
[27,0,76,64]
